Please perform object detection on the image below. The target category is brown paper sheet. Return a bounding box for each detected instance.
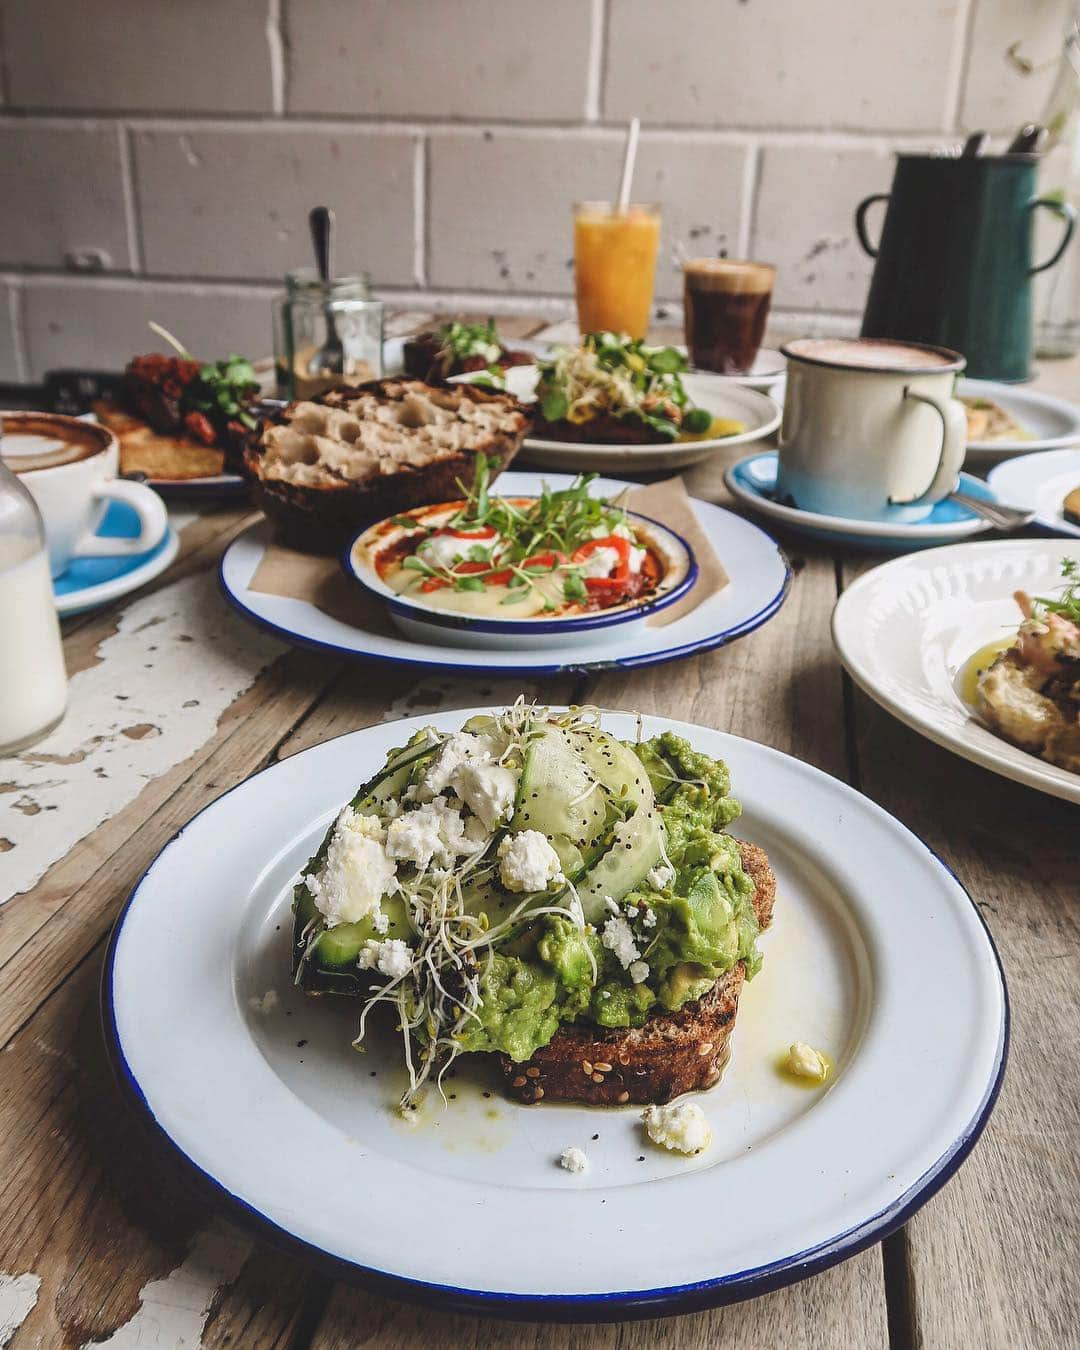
[247,475,727,633]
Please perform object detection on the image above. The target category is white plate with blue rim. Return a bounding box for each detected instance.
[54,499,179,617]
[987,448,1080,539]
[725,451,996,551]
[103,707,1007,1318]
[344,503,698,651]
[219,471,791,675]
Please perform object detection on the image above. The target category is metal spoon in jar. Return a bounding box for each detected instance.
[307,205,345,378]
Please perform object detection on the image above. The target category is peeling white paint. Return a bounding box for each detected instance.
[0,1272,40,1348]
[82,1220,252,1350]
[1,570,282,902]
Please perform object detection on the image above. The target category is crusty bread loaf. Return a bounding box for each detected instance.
[244,378,531,553]
[500,839,775,1106]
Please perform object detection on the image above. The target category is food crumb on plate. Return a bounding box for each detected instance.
[560,1146,589,1174]
[247,990,279,1015]
[785,1041,830,1083]
[642,1101,712,1155]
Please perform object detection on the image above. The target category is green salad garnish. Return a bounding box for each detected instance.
[536,332,713,440]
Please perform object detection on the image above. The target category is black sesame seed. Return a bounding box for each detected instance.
[637,1155,645,1162]
[591,1133,599,1141]
[296,1039,308,1048]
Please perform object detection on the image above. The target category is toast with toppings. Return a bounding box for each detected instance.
[500,840,775,1105]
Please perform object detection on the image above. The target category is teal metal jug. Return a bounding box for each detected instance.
[856,153,1076,381]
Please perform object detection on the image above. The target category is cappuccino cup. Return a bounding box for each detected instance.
[777,337,967,522]
[1,412,168,578]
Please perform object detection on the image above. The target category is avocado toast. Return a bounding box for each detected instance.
[291,702,774,1112]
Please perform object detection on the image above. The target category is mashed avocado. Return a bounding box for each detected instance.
[454,733,762,1061]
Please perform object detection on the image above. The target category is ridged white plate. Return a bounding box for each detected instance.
[832,539,1080,805]
[105,710,1006,1318]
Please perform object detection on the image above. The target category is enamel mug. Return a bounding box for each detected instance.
[776,338,967,523]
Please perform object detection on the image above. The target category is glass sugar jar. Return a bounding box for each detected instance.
[272,270,384,400]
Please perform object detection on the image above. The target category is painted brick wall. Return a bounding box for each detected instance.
[0,0,1068,379]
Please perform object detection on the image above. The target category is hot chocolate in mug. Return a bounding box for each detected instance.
[776,338,967,522]
[1,413,168,578]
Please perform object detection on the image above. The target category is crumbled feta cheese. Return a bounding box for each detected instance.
[248,990,279,1015]
[498,830,565,893]
[419,730,494,798]
[647,862,675,892]
[452,760,519,830]
[372,910,390,935]
[786,1042,830,1083]
[305,807,397,928]
[641,906,657,928]
[560,1146,589,1174]
[358,937,413,980]
[604,895,620,915]
[642,1101,712,1155]
[385,808,443,870]
[601,914,641,969]
[628,960,650,985]
[578,545,622,579]
[628,546,646,573]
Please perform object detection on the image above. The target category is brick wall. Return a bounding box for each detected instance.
[0,0,1067,380]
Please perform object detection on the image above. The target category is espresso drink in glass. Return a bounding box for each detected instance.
[683,259,776,374]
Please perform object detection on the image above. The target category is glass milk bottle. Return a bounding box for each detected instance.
[0,455,68,754]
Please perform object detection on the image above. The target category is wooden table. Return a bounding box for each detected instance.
[1,315,1076,1350]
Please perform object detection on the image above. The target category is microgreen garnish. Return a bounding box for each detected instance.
[396,455,643,606]
[1034,557,1080,624]
[535,332,711,441]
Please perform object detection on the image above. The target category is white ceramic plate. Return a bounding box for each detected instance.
[987,448,1080,539]
[960,378,1080,460]
[104,709,1006,1317]
[725,451,995,551]
[832,539,1080,805]
[220,471,790,675]
[459,367,781,473]
[690,346,786,390]
[345,504,697,650]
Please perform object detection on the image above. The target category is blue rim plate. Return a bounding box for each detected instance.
[53,499,179,617]
[102,710,1007,1320]
[219,471,792,675]
[343,506,699,640]
[987,448,1080,539]
[725,451,996,551]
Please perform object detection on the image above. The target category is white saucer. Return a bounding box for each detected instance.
[960,377,1080,460]
[688,346,786,390]
[725,452,994,551]
[986,448,1080,539]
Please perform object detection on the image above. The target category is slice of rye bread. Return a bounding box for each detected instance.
[499,839,776,1106]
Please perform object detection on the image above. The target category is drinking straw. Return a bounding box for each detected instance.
[616,117,640,213]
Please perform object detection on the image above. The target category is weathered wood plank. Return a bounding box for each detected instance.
[308,1263,887,1350]
[0,645,337,1043]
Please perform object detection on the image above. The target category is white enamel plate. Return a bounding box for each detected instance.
[220,471,791,676]
[987,448,1080,539]
[832,539,1080,805]
[105,710,1006,1319]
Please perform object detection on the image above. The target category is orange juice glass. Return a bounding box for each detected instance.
[574,202,661,340]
